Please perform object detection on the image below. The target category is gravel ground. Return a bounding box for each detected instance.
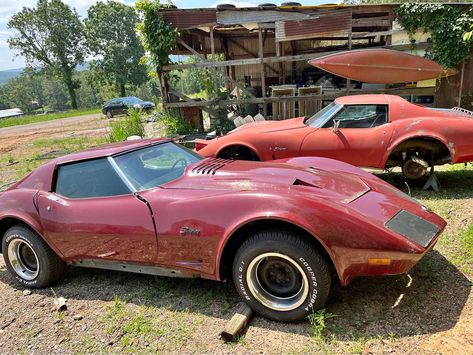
[0,114,471,354]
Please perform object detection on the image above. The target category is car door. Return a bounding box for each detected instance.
[37,158,158,263]
[300,104,394,168]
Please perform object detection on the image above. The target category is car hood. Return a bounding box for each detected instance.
[162,158,370,203]
[230,117,307,134]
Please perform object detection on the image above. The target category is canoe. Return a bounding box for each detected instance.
[308,49,445,84]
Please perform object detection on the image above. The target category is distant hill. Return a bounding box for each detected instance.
[0,68,24,85]
[0,62,90,86]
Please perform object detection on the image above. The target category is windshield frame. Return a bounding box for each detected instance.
[110,141,202,192]
[304,102,344,128]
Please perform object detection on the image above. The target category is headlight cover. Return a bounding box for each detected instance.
[385,210,440,248]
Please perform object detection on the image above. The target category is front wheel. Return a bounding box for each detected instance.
[106,110,113,119]
[232,230,332,322]
[2,225,65,288]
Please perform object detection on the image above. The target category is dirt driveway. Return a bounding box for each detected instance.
[0,113,106,155]
[0,115,472,354]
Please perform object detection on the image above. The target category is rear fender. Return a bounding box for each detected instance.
[383,132,454,166]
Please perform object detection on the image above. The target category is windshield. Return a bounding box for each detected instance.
[304,102,342,127]
[113,142,202,191]
[122,97,144,105]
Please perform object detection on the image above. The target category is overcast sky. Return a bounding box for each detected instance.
[0,0,325,71]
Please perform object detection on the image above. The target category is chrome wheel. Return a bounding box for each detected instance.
[246,252,308,312]
[7,239,40,281]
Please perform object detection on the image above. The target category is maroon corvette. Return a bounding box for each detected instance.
[0,139,445,321]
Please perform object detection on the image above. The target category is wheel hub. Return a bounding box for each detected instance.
[247,252,309,311]
[7,239,40,281]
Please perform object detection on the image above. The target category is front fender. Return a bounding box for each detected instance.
[215,211,340,282]
[275,156,375,179]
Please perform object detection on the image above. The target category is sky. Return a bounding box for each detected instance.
[0,0,326,71]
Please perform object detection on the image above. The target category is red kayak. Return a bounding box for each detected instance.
[308,49,446,84]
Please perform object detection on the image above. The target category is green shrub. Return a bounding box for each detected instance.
[157,109,193,137]
[109,108,145,142]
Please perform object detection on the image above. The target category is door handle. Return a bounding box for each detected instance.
[46,206,51,212]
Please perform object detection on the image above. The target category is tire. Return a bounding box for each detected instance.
[2,225,65,288]
[106,110,113,119]
[232,230,331,322]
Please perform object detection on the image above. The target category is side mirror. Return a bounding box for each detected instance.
[332,119,340,133]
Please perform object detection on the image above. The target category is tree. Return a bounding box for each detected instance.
[85,1,148,97]
[8,0,86,109]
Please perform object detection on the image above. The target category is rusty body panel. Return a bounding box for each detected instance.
[308,49,445,84]
[275,8,352,42]
[197,94,473,170]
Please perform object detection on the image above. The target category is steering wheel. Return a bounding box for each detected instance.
[172,158,187,170]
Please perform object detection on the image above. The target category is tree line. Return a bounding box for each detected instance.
[2,0,151,112]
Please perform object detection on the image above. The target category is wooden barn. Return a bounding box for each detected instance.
[155,3,472,124]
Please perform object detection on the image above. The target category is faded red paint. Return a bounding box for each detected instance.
[197,94,473,168]
[0,140,446,286]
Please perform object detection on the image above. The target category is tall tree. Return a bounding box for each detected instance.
[7,0,86,109]
[85,1,147,97]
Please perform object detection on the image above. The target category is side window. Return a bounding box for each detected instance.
[322,105,388,129]
[55,158,130,198]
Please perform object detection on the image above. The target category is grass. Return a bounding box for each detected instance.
[1,136,108,184]
[0,107,101,128]
[109,109,145,142]
[308,309,336,340]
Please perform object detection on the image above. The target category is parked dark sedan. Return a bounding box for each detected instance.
[102,96,155,118]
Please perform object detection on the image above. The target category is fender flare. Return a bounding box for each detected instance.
[216,142,262,160]
[214,214,341,282]
[382,133,454,167]
[0,212,64,258]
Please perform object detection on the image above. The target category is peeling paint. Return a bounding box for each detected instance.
[405,119,423,131]
[416,130,425,135]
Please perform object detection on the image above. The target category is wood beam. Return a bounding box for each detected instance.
[163,87,436,109]
[162,42,432,72]
[226,38,279,75]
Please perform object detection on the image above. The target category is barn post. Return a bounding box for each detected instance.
[258,27,267,117]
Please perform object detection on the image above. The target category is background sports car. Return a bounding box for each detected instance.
[196,94,473,181]
[0,139,445,322]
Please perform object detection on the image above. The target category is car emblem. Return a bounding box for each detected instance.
[180,226,201,237]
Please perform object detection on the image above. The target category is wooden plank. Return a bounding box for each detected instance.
[220,303,253,343]
[162,42,432,71]
[210,27,215,56]
[163,87,436,108]
[259,28,267,117]
[226,38,279,75]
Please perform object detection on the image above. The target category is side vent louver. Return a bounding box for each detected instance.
[191,158,234,175]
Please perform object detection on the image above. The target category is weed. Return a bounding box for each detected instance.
[308,309,336,339]
[348,337,365,354]
[109,109,145,142]
[156,109,193,137]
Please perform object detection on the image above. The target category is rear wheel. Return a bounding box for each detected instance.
[402,156,429,181]
[2,225,65,288]
[232,230,331,322]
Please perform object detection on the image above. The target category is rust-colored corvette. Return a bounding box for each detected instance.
[196,94,473,180]
[0,139,446,321]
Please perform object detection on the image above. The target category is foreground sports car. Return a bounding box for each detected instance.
[0,139,446,322]
[196,94,473,180]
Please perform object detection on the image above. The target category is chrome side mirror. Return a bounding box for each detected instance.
[332,119,340,133]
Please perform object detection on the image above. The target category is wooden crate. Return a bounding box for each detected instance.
[271,85,296,120]
[298,86,322,117]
